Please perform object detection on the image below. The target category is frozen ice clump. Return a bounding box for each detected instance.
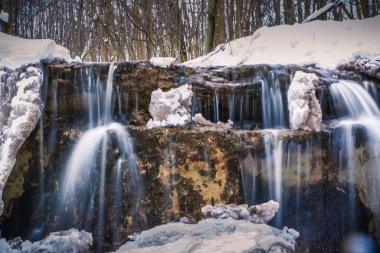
[146,84,192,129]
[201,200,279,224]
[288,71,322,131]
[0,229,92,253]
[114,218,297,253]
[0,67,42,215]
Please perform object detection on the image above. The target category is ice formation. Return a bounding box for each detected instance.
[201,200,279,224]
[288,71,322,131]
[149,57,176,67]
[146,84,193,128]
[184,16,380,70]
[338,56,380,80]
[0,32,72,70]
[0,67,42,215]
[0,10,8,23]
[193,113,233,129]
[0,229,92,253]
[115,218,298,253]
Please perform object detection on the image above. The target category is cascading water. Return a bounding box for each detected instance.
[61,63,142,251]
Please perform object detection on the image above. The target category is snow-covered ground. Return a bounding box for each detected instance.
[0,229,92,253]
[0,32,72,70]
[115,218,298,253]
[149,57,176,67]
[185,16,380,70]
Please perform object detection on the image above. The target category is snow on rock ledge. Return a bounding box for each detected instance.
[184,16,380,70]
[288,71,322,131]
[0,32,73,70]
[115,218,298,253]
[146,84,192,129]
[0,67,42,215]
[0,229,92,253]
[201,200,279,224]
[193,113,233,129]
[149,57,176,68]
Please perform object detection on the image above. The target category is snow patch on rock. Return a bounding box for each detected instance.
[0,67,42,215]
[0,229,92,253]
[146,84,192,128]
[149,57,176,67]
[288,71,322,131]
[115,218,298,253]
[193,113,233,129]
[184,16,380,70]
[201,200,279,224]
[0,32,72,70]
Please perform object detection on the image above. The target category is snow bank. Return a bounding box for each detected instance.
[288,71,322,131]
[146,84,192,128]
[115,218,298,253]
[0,67,42,215]
[0,229,92,253]
[184,16,380,70]
[0,10,8,23]
[149,57,176,67]
[201,200,279,224]
[0,32,72,70]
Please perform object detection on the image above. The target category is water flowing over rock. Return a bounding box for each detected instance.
[201,200,279,224]
[146,84,193,128]
[0,67,42,215]
[115,218,298,253]
[0,229,92,253]
[288,71,322,131]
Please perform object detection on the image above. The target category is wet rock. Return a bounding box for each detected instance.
[338,57,380,81]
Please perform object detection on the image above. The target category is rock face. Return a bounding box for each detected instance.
[201,200,279,224]
[0,66,42,215]
[146,84,193,129]
[116,218,298,253]
[288,71,322,131]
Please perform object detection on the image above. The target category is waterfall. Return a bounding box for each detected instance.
[329,80,380,228]
[61,63,141,251]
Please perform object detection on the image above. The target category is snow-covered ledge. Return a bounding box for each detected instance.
[0,32,73,215]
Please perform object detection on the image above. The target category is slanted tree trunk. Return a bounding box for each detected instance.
[205,0,216,53]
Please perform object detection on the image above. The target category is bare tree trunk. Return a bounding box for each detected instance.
[146,0,154,59]
[227,0,234,41]
[274,0,281,25]
[283,0,296,24]
[235,0,242,37]
[360,0,369,17]
[213,0,224,48]
[297,0,303,22]
[305,0,311,19]
[206,0,216,53]
[354,0,363,18]
[372,0,378,16]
